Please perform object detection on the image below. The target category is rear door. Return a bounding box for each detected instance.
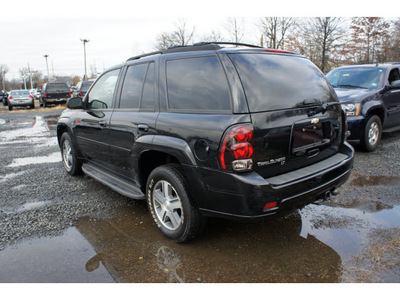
[228,53,344,178]
[108,61,158,180]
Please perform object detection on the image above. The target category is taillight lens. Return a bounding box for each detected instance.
[69,92,72,97]
[219,124,254,172]
[9,96,13,100]
[44,92,47,98]
[29,95,33,99]
[79,91,82,96]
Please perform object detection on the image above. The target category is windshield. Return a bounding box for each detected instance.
[229,53,336,112]
[326,67,385,89]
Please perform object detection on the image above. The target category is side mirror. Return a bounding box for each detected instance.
[388,80,400,90]
[67,97,83,109]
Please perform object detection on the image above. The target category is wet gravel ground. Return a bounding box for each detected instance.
[0,103,399,283]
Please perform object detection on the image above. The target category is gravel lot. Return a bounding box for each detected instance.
[0,103,399,283]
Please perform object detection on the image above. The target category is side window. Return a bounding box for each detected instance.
[119,63,148,109]
[166,56,231,111]
[87,69,120,109]
[388,68,400,84]
[141,62,155,110]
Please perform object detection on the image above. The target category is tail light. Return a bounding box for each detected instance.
[9,96,13,100]
[44,92,47,98]
[69,92,72,97]
[79,91,82,96]
[219,124,254,172]
[29,95,33,99]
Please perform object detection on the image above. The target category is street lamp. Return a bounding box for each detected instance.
[43,55,50,83]
[81,39,89,81]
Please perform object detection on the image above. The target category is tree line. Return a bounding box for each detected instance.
[155,17,400,73]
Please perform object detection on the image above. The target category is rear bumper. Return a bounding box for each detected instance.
[8,99,33,106]
[186,142,354,221]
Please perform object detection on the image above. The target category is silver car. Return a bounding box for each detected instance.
[7,90,35,111]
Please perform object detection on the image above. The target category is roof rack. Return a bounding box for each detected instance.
[127,42,283,62]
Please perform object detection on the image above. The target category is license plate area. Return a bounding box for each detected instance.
[291,119,339,155]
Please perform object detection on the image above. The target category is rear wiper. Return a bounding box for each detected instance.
[307,103,339,117]
[333,84,367,89]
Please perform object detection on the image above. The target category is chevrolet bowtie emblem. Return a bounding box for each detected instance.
[311,118,320,124]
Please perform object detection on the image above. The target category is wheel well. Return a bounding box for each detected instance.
[139,151,180,193]
[367,108,385,125]
[57,124,68,146]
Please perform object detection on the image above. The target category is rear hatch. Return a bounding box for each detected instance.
[229,52,344,178]
[45,83,70,99]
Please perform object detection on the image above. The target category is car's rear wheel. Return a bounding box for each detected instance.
[361,115,382,152]
[146,165,204,242]
[60,132,82,175]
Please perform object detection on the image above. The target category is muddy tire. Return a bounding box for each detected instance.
[146,165,204,242]
[361,115,382,152]
[60,132,82,175]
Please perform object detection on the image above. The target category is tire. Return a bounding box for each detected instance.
[43,100,47,108]
[146,164,204,242]
[361,115,382,152]
[60,132,82,175]
[8,105,12,111]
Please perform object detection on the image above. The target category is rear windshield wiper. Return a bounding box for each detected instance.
[333,84,367,89]
[307,103,339,117]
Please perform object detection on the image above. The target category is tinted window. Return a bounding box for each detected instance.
[120,64,148,109]
[229,54,335,112]
[326,67,385,89]
[46,83,69,92]
[81,81,94,90]
[166,56,231,111]
[141,62,155,110]
[87,69,120,109]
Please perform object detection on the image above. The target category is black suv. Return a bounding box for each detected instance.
[57,42,354,242]
[40,82,71,107]
[326,63,400,151]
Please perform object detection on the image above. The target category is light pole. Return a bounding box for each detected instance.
[81,39,89,81]
[43,55,50,83]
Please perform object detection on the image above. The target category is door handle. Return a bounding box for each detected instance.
[99,120,107,127]
[138,124,149,132]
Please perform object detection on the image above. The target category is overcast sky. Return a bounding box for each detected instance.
[1,0,398,82]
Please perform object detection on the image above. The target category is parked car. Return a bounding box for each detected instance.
[326,63,400,151]
[40,82,71,107]
[7,90,35,110]
[57,42,354,242]
[0,90,5,102]
[32,89,41,99]
[73,81,94,97]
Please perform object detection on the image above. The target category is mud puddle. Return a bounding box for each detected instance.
[1,200,399,283]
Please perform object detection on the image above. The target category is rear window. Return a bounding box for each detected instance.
[166,56,231,111]
[229,54,335,112]
[46,83,69,92]
[81,81,93,90]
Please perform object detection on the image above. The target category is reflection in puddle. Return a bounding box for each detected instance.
[0,116,57,147]
[7,152,61,168]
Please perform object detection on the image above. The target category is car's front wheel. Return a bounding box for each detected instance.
[146,165,204,242]
[60,132,82,175]
[361,115,382,152]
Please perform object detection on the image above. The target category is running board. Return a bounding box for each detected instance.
[82,163,145,200]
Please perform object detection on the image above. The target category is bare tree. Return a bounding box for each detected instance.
[224,17,246,44]
[200,30,225,43]
[260,17,296,49]
[0,64,9,90]
[155,19,195,50]
[349,17,390,64]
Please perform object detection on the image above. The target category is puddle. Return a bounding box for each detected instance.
[7,152,61,168]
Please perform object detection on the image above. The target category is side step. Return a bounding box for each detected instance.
[82,163,145,200]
